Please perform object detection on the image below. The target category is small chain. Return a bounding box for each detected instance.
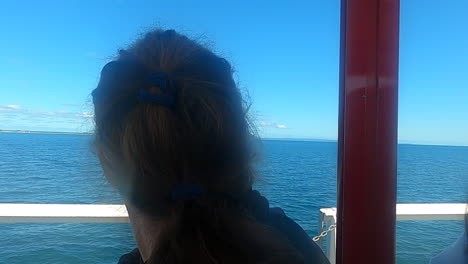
[312,224,336,242]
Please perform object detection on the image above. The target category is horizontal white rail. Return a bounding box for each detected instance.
[0,203,129,223]
[318,203,467,264]
[0,203,465,223]
[320,203,467,221]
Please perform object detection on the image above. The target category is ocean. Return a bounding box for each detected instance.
[0,133,466,263]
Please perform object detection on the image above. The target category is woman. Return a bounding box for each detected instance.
[92,29,329,264]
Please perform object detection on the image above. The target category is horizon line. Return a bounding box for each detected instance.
[262,137,468,147]
[1,129,467,147]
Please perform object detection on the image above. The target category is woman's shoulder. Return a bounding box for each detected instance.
[117,192,330,264]
[117,248,143,264]
[267,207,330,264]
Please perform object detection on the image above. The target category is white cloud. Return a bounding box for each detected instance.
[259,121,273,127]
[6,105,21,110]
[0,105,94,119]
[62,103,80,107]
[258,120,288,129]
[0,104,95,132]
[77,112,94,118]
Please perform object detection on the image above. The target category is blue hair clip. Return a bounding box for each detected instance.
[146,72,169,92]
[137,72,175,107]
[171,184,205,201]
[138,89,175,106]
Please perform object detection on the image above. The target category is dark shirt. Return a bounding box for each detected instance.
[117,207,330,264]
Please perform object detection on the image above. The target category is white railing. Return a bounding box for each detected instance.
[0,203,129,223]
[0,203,466,263]
[318,203,467,264]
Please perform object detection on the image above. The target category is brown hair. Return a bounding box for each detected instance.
[92,29,303,264]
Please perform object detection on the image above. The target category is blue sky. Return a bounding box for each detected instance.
[0,0,466,146]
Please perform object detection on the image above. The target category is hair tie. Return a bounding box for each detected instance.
[93,60,176,108]
[171,184,205,201]
[138,72,176,107]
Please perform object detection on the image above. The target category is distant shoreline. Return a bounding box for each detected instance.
[263,137,336,143]
[262,138,467,147]
[0,130,92,136]
[1,130,466,147]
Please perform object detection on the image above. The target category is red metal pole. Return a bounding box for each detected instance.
[336,0,400,263]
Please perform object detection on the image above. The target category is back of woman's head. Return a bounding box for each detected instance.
[92,29,303,264]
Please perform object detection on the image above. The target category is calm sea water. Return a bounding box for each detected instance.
[0,133,466,264]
